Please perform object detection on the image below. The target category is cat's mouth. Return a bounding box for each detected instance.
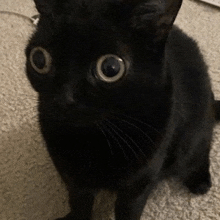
[56,102,108,126]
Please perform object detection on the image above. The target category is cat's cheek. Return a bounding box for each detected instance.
[26,63,55,94]
[86,70,98,87]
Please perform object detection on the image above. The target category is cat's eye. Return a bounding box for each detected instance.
[96,54,126,83]
[30,47,52,74]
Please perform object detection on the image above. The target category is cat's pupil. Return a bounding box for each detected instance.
[32,50,46,70]
[101,57,121,77]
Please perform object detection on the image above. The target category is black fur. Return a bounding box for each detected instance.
[26,0,220,219]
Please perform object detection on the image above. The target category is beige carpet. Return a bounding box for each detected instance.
[0,0,220,219]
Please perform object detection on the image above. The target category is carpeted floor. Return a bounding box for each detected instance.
[0,0,220,219]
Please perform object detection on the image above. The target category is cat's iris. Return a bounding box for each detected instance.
[30,47,52,74]
[96,54,125,83]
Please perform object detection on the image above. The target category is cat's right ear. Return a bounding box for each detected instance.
[33,0,55,15]
[124,0,183,44]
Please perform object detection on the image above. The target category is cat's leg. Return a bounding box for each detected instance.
[181,139,212,195]
[183,162,211,195]
[115,181,155,220]
[56,187,97,220]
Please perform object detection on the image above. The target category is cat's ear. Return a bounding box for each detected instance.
[33,0,55,15]
[129,0,182,42]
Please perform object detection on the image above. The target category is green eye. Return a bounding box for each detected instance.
[30,47,52,74]
[96,54,126,83]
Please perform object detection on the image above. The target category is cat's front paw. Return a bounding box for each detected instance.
[183,171,212,195]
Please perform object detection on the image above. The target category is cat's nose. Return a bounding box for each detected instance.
[55,90,76,108]
[64,93,76,106]
[66,97,76,106]
[60,85,76,106]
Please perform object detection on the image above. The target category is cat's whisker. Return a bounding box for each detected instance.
[119,121,149,158]
[117,118,155,150]
[99,122,129,161]
[113,112,163,137]
[112,114,157,147]
[106,118,149,158]
[96,122,114,156]
[104,119,140,159]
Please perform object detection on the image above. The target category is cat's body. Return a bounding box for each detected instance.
[26,0,220,219]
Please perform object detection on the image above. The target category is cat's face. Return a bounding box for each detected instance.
[25,0,182,125]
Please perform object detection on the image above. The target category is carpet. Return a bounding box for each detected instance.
[0,0,220,219]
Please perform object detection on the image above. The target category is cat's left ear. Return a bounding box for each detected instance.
[33,0,55,15]
[129,0,183,42]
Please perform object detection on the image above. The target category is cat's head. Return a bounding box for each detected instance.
[25,0,182,125]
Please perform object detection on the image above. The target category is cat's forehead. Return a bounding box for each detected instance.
[56,0,133,25]
[62,0,135,8]
[37,0,135,38]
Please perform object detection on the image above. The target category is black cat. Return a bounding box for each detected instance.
[25,0,220,219]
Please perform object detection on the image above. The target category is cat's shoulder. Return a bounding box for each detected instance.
[166,25,211,106]
[166,25,208,72]
[167,25,199,52]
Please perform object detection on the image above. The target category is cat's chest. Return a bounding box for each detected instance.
[42,119,163,188]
